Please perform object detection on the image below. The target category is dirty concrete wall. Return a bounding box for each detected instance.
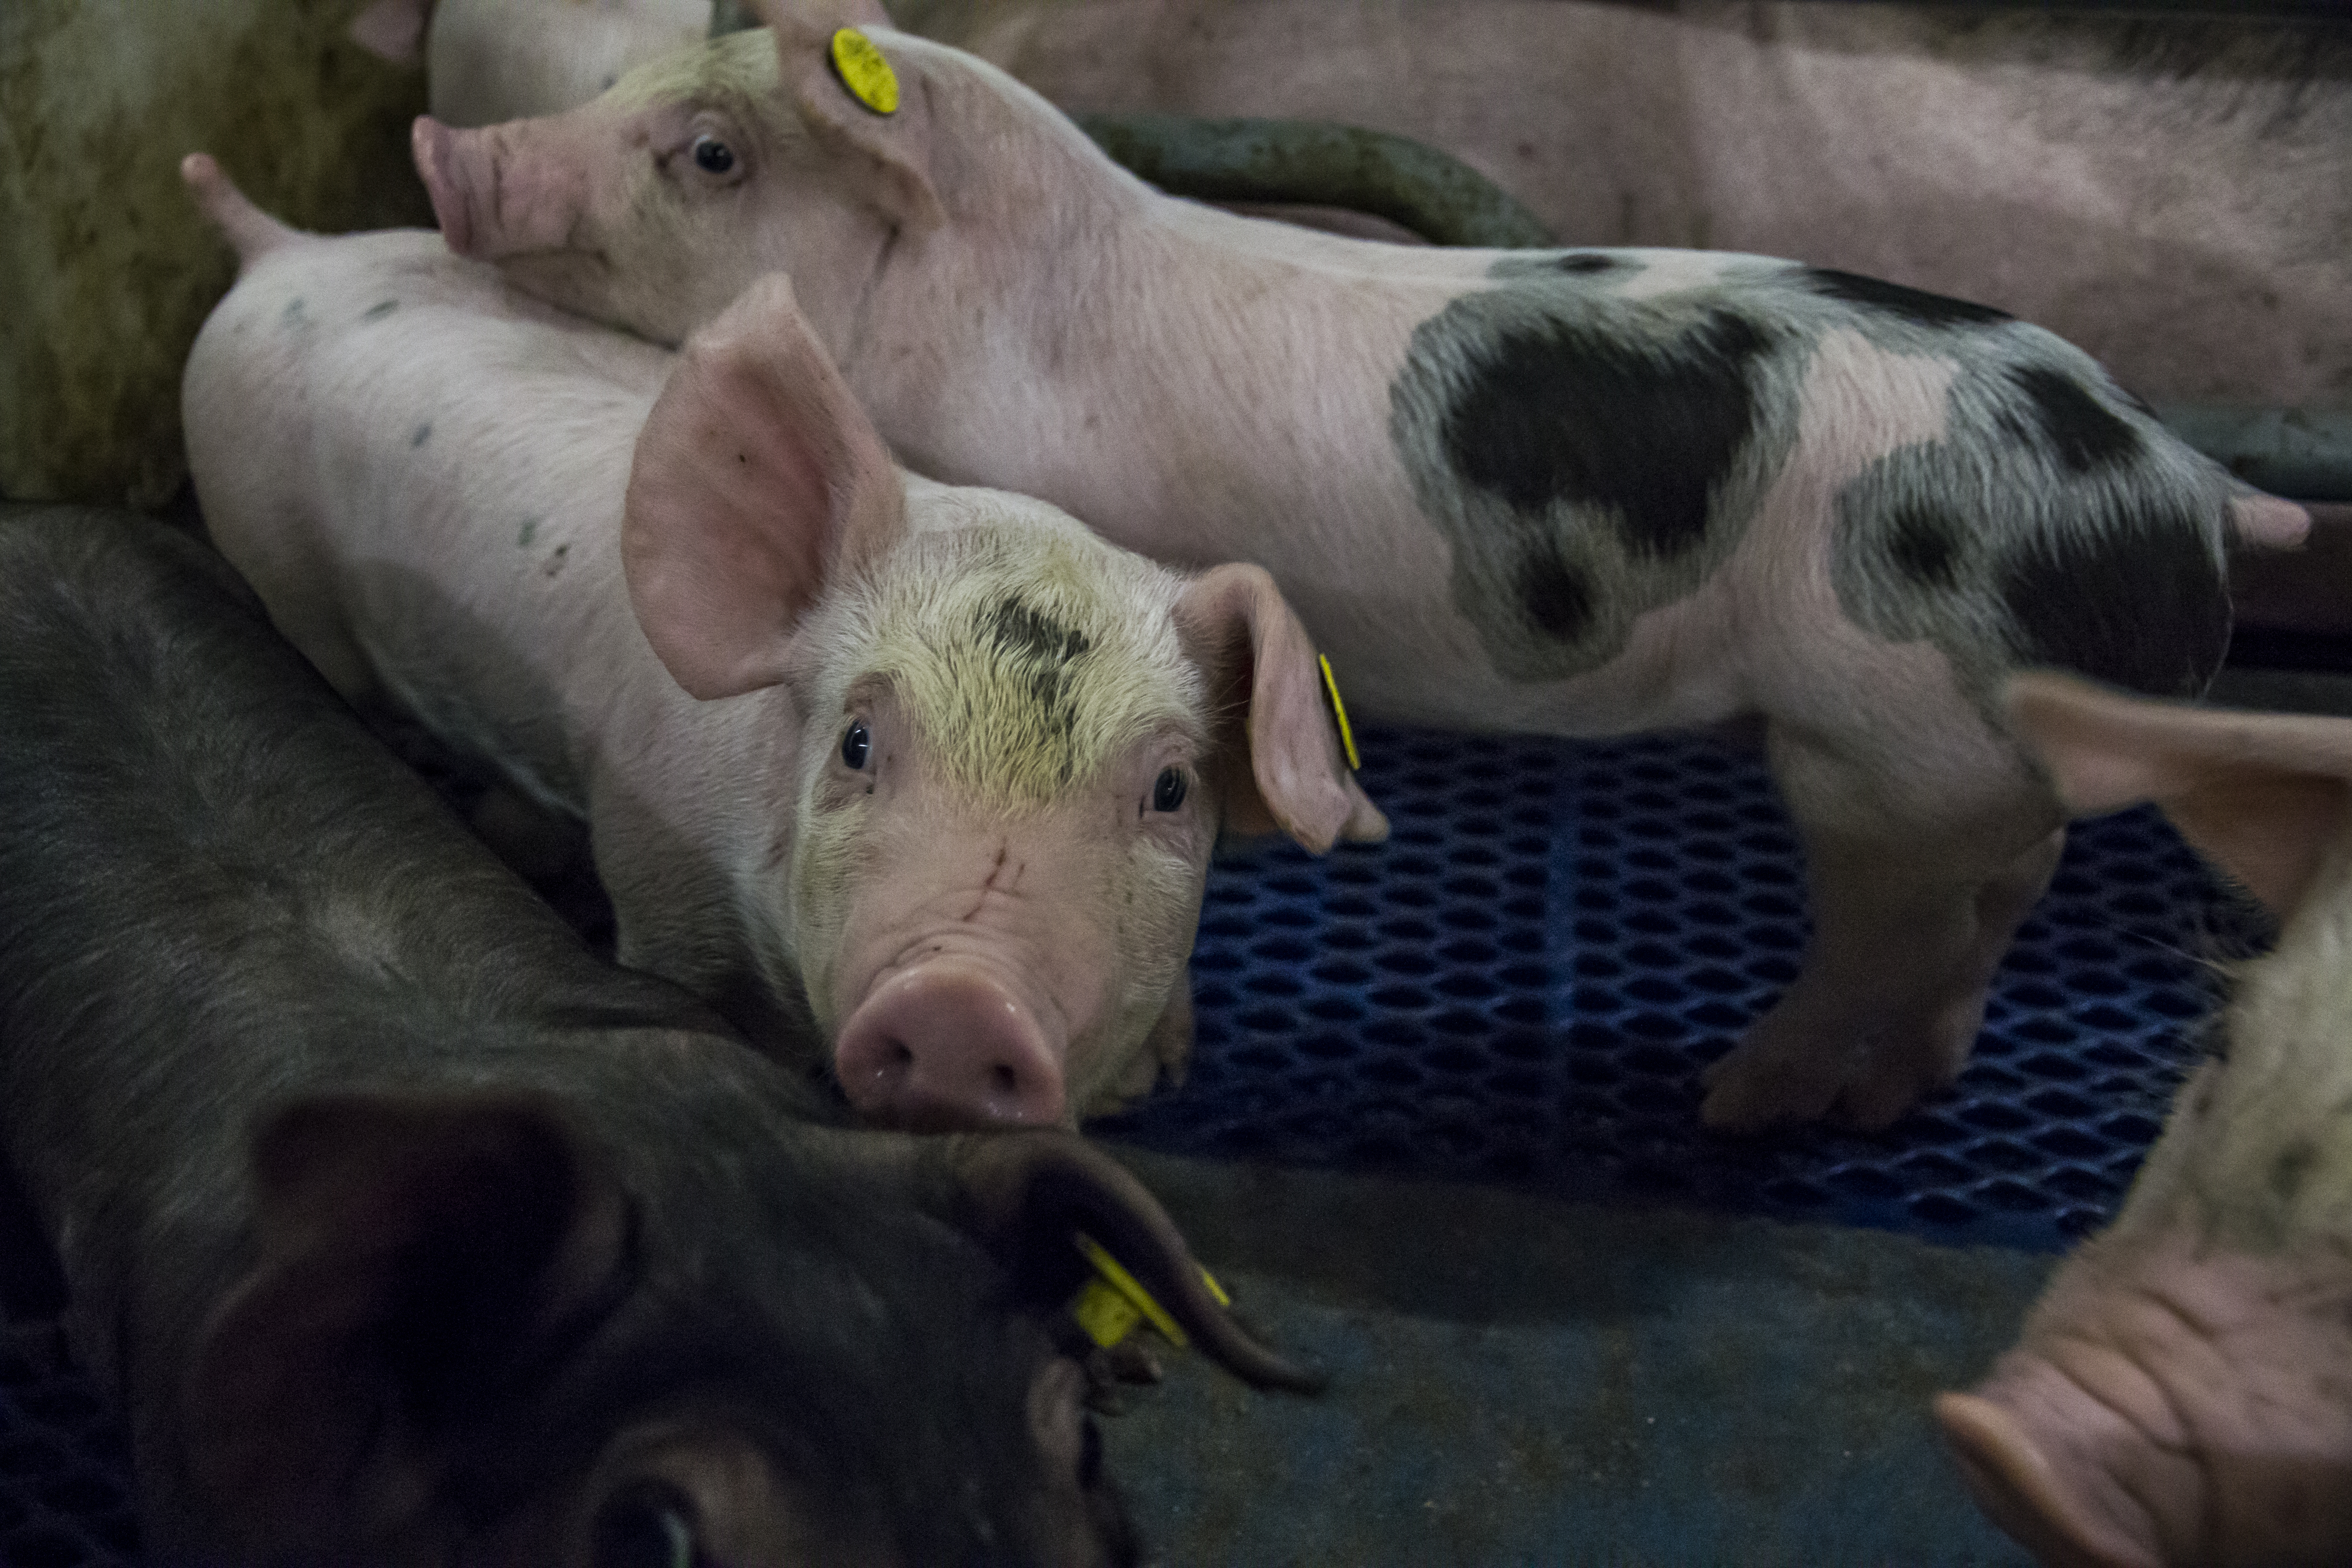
[2,0,433,507]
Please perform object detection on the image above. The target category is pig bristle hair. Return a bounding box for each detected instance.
[605,26,776,113]
[2107,837,2352,1254]
[824,500,1201,810]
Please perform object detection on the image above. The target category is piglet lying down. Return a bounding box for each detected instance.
[412,1,2312,1133]
[1940,674,2352,1568]
[181,157,1381,1134]
[0,503,1309,1566]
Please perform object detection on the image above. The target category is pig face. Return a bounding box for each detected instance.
[1934,672,2352,1568]
[181,1089,1310,1564]
[622,274,1385,1128]
[412,24,869,350]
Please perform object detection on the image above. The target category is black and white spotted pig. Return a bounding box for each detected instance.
[408,0,2310,1132]
[0,503,1311,1565]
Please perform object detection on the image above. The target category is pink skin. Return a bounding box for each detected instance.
[810,694,1210,1129]
[1938,1243,2352,1568]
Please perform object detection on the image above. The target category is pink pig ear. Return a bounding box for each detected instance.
[2006,670,2352,920]
[1177,564,1388,854]
[753,0,946,235]
[623,272,903,699]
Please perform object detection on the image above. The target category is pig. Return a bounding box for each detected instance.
[900,0,2352,412]
[426,0,715,127]
[1935,671,2352,1568]
[180,154,1383,1133]
[404,2,2309,1133]
[0,500,1315,1565]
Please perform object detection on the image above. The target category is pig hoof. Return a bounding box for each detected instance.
[1697,1044,1839,1133]
[1934,1392,2157,1568]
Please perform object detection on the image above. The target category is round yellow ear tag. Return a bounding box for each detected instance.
[828,28,899,116]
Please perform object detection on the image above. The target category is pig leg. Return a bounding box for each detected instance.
[1700,732,2059,1132]
[1839,828,2066,1130]
[1937,1241,2352,1568]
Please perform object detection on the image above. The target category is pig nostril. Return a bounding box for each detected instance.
[990,1064,1019,1096]
[888,1040,914,1068]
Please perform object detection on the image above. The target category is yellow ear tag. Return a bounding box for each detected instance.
[1069,1232,1229,1350]
[1318,654,1362,771]
[828,28,899,116]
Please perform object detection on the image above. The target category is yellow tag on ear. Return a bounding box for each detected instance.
[1068,1232,1230,1350]
[1318,654,1362,771]
[828,28,899,116]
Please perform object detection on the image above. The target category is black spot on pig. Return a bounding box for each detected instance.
[985,596,1091,666]
[363,299,399,321]
[411,423,432,448]
[1441,309,1770,559]
[1806,269,2011,329]
[1390,285,1797,682]
[2000,502,2229,698]
[1519,549,1593,641]
[1488,251,1641,286]
[1887,505,1965,591]
[2005,366,2143,472]
[2270,1138,2316,1205]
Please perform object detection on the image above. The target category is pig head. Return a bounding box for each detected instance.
[616,273,1383,1128]
[1936,672,2352,1568]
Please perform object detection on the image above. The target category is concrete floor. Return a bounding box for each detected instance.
[1100,1149,2052,1567]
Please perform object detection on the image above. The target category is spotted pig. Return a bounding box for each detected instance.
[406,0,2307,1131]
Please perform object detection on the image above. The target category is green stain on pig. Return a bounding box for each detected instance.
[1,0,431,506]
[410,423,431,448]
[363,299,399,320]
[517,518,540,547]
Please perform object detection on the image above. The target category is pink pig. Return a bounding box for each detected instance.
[402,1,2307,1134]
[180,156,1381,1131]
[1940,672,2352,1568]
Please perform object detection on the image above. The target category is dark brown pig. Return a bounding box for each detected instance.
[1936,671,2352,1568]
[0,502,1315,1565]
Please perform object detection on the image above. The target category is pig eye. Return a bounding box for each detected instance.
[690,134,735,174]
[1151,766,1187,812]
[841,719,872,770]
[591,1480,702,1568]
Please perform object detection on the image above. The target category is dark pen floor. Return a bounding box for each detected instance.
[2,667,2327,1568]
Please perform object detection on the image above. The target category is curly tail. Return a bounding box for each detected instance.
[180,153,302,272]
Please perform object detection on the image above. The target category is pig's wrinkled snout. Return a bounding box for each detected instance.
[835,963,1066,1129]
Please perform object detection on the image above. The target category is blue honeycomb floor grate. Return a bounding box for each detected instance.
[1100,725,2264,1252]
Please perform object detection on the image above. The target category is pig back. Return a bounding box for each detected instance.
[185,229,678,821]
[0,506,727,1380]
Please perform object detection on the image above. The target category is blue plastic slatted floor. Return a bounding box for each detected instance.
[1100,724,2260,1253]
[0,724,2259,1568]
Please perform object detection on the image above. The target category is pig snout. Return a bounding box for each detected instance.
[412,115,579,261]
[835,961,1068,1129]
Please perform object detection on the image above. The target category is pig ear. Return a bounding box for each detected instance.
[753,0,946,234]
[944,1130,1324,1393]
[187,1092,631,1547]
[623,271,904,699]
[2007,670,2352,919]
[1177,564,1388,854]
